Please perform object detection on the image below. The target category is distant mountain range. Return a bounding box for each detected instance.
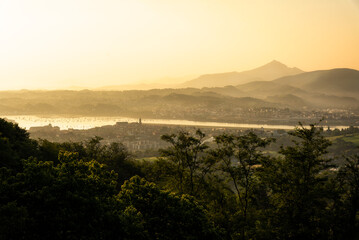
[181,60,304,88]
[273,68,359,98]
[88,61,359,103]
[1,60,358,125]
[180,61,359,109]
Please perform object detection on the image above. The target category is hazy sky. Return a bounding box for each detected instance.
[1,0,359,90]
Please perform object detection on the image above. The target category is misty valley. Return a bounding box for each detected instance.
[1,61,359,127]
[2,0,359,239]
[1,61,359,239]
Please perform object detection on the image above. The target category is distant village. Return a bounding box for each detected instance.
[29,119,288,153]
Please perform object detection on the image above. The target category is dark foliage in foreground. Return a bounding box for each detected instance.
[0,118,358,239]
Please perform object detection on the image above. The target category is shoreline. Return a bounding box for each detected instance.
[1,115,353,131]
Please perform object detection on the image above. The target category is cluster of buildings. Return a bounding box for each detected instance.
[148,106,359,126]
[29,119,290,153]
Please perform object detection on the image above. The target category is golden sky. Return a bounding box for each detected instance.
[0,0,359,90]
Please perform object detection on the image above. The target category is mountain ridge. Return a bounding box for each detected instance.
[273,68,359,98]
[181,60,304,88]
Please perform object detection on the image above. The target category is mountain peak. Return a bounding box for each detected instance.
[261,60,288,69]
[270,60,282,64]
[181,60,304,88]
[255,60,304,74]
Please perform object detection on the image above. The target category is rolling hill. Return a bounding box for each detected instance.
[265,94,310,109]
[236,81,307,99]
[273,68,359,98]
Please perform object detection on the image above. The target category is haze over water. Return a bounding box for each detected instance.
[3,115,350,131]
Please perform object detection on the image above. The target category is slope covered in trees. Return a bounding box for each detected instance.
[0,118,358,239]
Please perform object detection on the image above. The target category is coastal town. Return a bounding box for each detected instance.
[28,119,286,153]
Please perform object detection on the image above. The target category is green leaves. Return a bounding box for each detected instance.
[0,118,38,171]
[0,153,123,240]
[159,129,210,196]
[0,150,219,240]
[210,132,273,239]
[118,176,219,240]
[1,117,359,240]
[260,123,334,239]
[335,155,359,239]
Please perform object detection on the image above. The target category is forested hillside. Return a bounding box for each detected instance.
[1,118,358,239]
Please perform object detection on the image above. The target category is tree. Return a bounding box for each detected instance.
[37,137,139,184]
[261,123,332,239]
[335,155,359,239]
[0,152,145,240]
[99,142,138,184]
[159,130,211,196]
[210,132,272,240]
[118,176,219,240]
[0,118,38,171]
